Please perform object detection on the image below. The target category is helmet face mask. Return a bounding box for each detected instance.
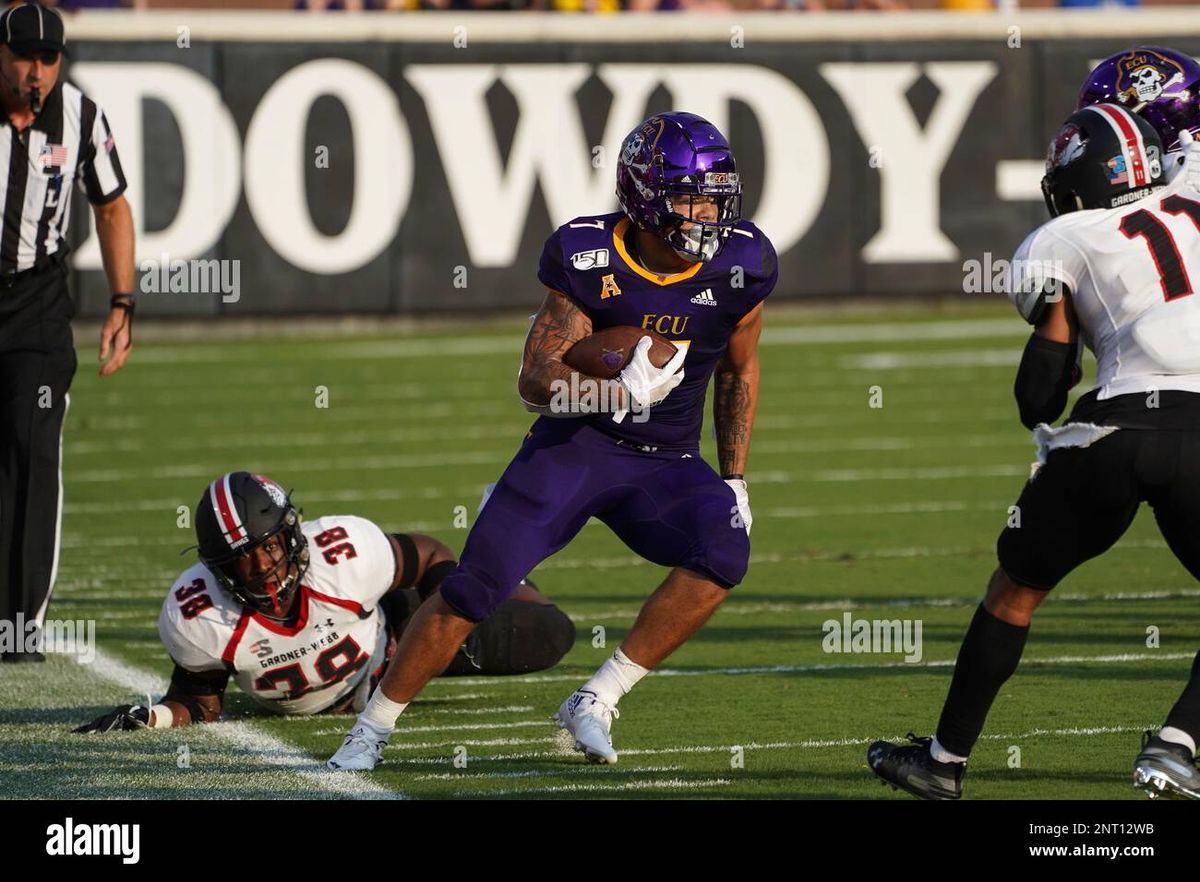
[196,473,310,621]
[663,190,742,263]
[617,113,743,263]
[206,516,307,621]
[1041,104,1166,218]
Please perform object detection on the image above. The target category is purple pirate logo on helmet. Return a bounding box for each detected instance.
[1079,47,1200,152]
[615,112,742,263]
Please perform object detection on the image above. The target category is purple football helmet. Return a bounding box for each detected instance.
[1078,47,1200,152]
[615,112,742,263]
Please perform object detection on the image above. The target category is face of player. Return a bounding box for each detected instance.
[0,46,60,113]
[672,194,720,227]
[669,194,720,264]
[232,531,295,618]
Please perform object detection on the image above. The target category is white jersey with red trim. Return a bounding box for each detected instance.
[1011,170,1200,400]
[158,515,396,715]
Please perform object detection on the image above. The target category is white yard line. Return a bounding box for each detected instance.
[414,765,684,782]
[569,587,1200,621]
[313,720,551,737]
[841,349,1021,370]
[123,318,1025,365]
[457,778,732,798]
[394,723,1155,768]
[423,650,1198,689]
[86,649,402,800]
[68,459,1037,486]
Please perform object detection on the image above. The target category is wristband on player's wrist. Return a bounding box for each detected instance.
[722,474,745,482]
[149,704,173,728]
[110,293,135,313]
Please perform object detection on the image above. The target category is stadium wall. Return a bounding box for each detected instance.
[57,10,1200,315]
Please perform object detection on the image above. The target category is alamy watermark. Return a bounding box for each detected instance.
[46,818,139,864]
[822,612,923,663]
[139,253,241,303]
[962,253,1067,298]
[548,375,650,423]
[0,614,96,663]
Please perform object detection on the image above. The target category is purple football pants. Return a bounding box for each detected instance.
[439,418,750,622]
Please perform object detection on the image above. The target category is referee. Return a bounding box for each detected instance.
[0,4,134,661]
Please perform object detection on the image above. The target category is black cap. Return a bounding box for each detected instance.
[0,4,65,56]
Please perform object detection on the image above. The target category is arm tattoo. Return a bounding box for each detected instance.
[519,292,613,414]
[714,366,757,477]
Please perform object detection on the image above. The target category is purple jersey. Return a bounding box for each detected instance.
[537,211,777,449]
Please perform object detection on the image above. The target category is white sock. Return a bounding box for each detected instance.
[358,690,407,733]
[929,736,968,765]
[1158,726,1196,756]
[581,648,649,708]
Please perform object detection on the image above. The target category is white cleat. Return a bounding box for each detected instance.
[326,723,390,771]
[553,689,619,765]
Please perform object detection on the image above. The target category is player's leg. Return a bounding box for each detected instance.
[442,590,575,676]
[554,455,748,763]
[329,511,567,769]
[328,421,603,769]
[605,453,748,662]
[622,566,731,668]
[378,572,573,677]
[869,432,1142,799]
[0,330,74,661]
[1134,431,1200,798]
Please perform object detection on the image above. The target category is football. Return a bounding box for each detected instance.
[562,326,678,380]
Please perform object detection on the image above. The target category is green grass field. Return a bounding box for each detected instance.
[2,302,1195,800]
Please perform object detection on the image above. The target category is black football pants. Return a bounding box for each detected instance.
[0,263,75,635]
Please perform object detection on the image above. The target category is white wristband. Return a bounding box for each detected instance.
[149,704,174,729]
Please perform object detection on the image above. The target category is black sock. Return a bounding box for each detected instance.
[1164,650,1200,750]
[935,604,1030,758]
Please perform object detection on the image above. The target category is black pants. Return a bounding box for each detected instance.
[0,262,75,634]
[998,428,1200,589]
[377,590,575,676]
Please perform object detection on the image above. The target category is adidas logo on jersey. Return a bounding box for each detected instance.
[690,288,718,306]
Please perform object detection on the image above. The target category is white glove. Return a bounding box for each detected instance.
[1181,128,1200,189]
[726,478,752,535]
[612,336,686,424]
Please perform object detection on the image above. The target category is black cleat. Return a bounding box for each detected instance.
[1134,730,1200,800]
[868,733,965,800]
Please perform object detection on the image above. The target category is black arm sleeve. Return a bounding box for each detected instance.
[389,533,420,591]
[163,664,229,723]
[417,560,457,601]
[1014,334,1078,430]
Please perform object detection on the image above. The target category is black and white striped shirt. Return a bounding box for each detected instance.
[0,80,125,273]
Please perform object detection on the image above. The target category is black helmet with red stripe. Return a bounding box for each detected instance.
[1042,103,1166,217]
[195,472,309,620]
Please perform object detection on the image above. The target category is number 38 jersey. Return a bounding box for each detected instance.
[158,515,396,715]
[1011,175,1200,401]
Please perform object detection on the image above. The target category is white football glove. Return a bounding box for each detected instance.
[726,478,752,535]
[1165,128,1200,186]
[612,336,686,424]
[1181,128,1200,189]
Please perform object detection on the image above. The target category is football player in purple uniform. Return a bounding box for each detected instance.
[328,111,777,770]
